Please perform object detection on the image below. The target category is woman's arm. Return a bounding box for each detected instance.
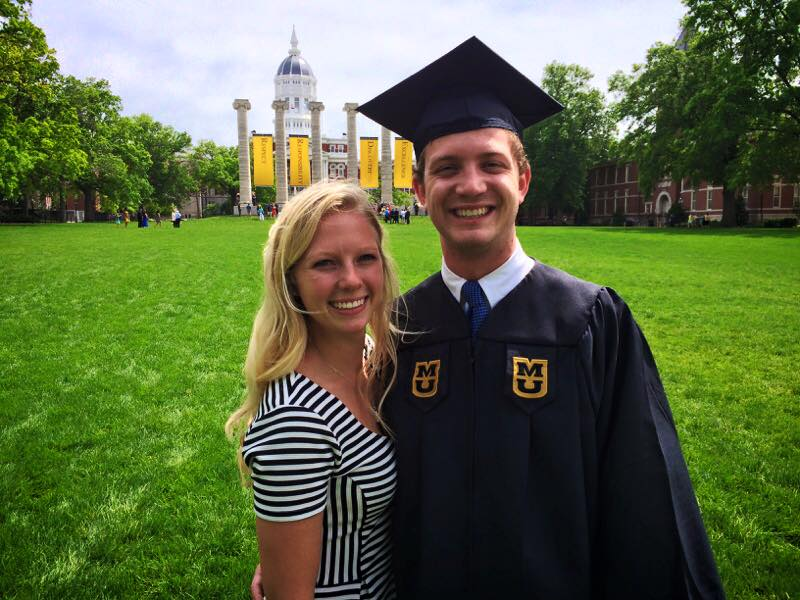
[256,512,323,600]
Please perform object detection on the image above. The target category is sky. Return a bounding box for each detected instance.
[31,0,687,147]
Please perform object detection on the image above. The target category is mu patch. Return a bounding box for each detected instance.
[412,359,441,398]
[511,357,548,399]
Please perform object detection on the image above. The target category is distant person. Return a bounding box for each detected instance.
[257,205,265,221]
[228,181,399,600]
[141,209,149,228]
[123,209,130,228]
[155,212,162,227]
[136,206,144,228]
[172,208,182,228]
[114,212,121,226]
[272,204,278,218]
[247,203,252,216]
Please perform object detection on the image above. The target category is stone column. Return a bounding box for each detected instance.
[232,99,252,213]
[272,100,290,206]
[344,103,359,183]
[381,126,392,205]
[309,101,325,183]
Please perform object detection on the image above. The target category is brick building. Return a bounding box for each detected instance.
[586,160,799,225]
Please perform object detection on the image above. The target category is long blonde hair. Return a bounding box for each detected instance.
[225,181,400,478]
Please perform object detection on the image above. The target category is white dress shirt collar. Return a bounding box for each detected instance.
[441,239,535,308]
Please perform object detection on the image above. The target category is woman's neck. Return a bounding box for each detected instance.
[306,331,364,380]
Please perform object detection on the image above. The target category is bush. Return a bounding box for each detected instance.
[764,217,798,228]
[667,201,688,226]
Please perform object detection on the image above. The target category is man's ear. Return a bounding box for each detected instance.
[517,165,532,205]
[412,177,427,208]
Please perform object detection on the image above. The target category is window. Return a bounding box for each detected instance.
[773,182,782,208]
[625,163,631,182]
[794,183,800,207]
[624,190,629,214]
[614,190,619,213]
[690,190,696,211]
[742,185,750,202]
[594,195,599,216]
[706,187,713,211]
[604,192,609,215]
[645,202,652,214]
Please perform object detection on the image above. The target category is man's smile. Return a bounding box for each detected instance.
[453,206,493,218]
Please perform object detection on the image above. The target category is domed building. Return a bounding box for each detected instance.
[273,28,349,181]
[274,27,316,136]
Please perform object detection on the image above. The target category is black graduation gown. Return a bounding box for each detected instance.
[385,262,724,599]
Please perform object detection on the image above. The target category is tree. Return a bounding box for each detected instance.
[188,140,239,214]
[522,62,616,222]
[611,0,800,226]
[129,114,194,213]
[0,0,85,210]
[57,76,152,218]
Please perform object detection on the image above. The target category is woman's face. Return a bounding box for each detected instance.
[292,210,384,342]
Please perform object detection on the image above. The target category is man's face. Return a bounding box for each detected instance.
[412,128,530,274]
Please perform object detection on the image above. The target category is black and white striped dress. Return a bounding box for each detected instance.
[243,372,396,599]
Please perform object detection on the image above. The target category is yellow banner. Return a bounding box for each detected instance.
[394,138,414,189]
[359,137,379,189]
[252,135,274,186]
[289,135,310,187]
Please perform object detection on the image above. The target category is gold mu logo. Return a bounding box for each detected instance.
[412,360,440,398]
[512,357,548,399]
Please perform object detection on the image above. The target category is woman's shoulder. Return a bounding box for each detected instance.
[244,373,341,454]
[255,372,342,424]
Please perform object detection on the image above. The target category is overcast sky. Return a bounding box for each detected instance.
[31,0,687,147]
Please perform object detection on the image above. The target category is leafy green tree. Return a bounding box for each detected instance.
[522,62,615,222]
[0,0,84,210]
[56,76,151,218]
[188,140,239,214]
[129,114,193,213]
[255,185,276,207]
[611,0,799,226]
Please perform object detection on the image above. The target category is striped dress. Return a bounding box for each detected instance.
[243,372,396,599]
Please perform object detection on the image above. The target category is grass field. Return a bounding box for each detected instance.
[1,217,798,598]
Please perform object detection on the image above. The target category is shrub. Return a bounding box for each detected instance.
[764,217,798,228]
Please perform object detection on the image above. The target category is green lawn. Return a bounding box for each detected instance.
[1,217,798,598]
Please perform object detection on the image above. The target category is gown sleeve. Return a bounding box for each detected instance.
[242,405,339,522]
[582,287,725,599]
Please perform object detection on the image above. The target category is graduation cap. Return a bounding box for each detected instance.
[358,36,563,158]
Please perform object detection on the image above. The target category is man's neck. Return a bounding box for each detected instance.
[441,239,516,281]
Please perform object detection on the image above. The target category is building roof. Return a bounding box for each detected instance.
[276,26,315,78]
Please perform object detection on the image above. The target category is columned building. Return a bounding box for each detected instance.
[272,28,349,184]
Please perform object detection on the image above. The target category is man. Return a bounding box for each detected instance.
[251,37,724,599]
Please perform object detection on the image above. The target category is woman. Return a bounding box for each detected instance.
[226,181,400,600]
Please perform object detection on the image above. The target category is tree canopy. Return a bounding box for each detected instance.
[0,0,205,219]
[523,62,616,221]
[611,0,799,225]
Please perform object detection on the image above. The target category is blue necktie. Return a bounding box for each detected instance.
[462,280,489,337]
